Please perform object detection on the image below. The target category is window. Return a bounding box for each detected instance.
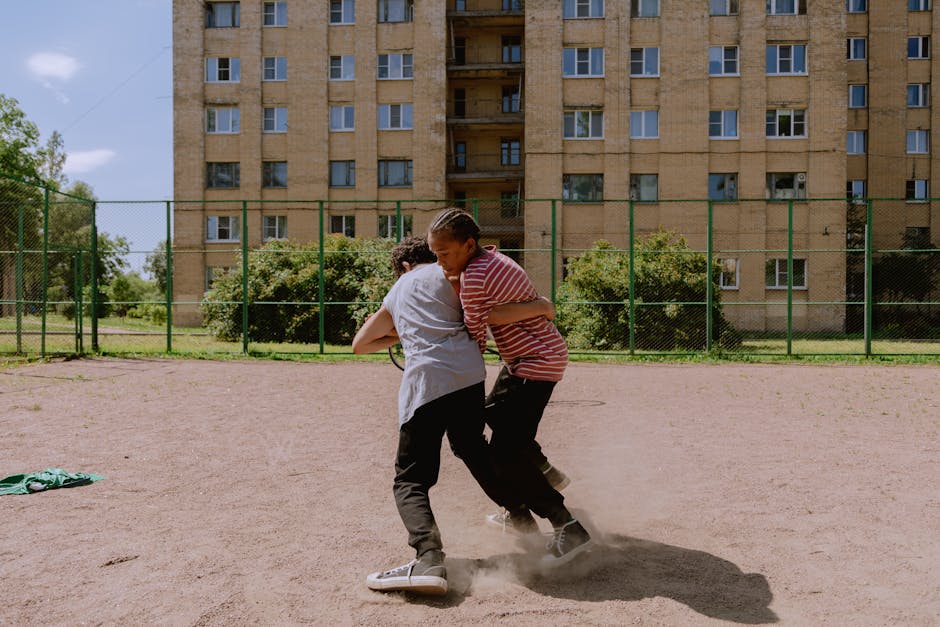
[907,179,929,201]
[846,130,866,154]
[263,107,288,133]
[330,55,354,80]
[908,83,930,107]
[631,0,659,17]
[766,0,805,15]
[206,216,240,242]
[766,45,807,75]
[503,0,523,11]
[206,162,240,189]
[329,160,356,187]
[205,266,232,291]
[709,110,738,139]
[378,104,413,130]
[630,47,659,77]
[708,173,737,201]
[206,2,240,27]
[330,215,356,237]
[909,36,930,59]
[205,57,241,82]
[847,180,866,202]
[454,38,466,65]
[847,38,867,60]
[378,0,413,22]
[563,48,604,77]
[910,0,931,10]
[262,161,287,188]
[501,192,522,218]
[455,0,466,10]
[765,258,806,289]
[502,86,521,113]
[848,84,867,108]
[766,172,807,200]
[766,109,806,138]
[330,105,355,131]
[501,139,521,165]
[263,216,287,240]
[630,174,658,201]
[263,57,287,81]
[630,110,659,138]
[502,36,522,63]
[454,89,466,117]
[564,110,603,139]
[710,0,739,16]
[907,130,929,154]
[263,2,287,26]
[709,46,739,75]
[378,215,414,239]
[377,53,413,79]
[453,142,466,170]
[562,174,604,202]
[330,0,354,23]
[378,160,413,187]
[563,0,604,18]
[847,0,866,11]
[718,258,739,289]
[206,107,240,134]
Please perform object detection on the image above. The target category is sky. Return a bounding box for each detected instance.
[0,0,173,270]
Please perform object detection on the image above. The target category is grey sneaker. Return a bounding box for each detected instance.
[540,519,593,569]
[485,508,540,535]
[366,549,447,595]
[542,464,571,491]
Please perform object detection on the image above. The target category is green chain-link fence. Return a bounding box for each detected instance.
[3,172,939,358]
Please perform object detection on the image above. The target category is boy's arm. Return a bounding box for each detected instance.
[488,296,555,325]
[352,306,399,354]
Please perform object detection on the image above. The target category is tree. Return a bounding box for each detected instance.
[144,240,168,294]
[108,271,156,317]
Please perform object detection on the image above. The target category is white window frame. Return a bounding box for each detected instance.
[908,83,930,107]
[766,109,807,138]
[718,258,739,290]
[329,55,354,81]
[330,105,355,131]
[847,180,867,202]
[709,46,739,76]
[563,110,604,139]
[378,104,414,130]
[330,0,354,24]
[766,0,805,15]
[909,36,930,59]
[329,160,356,187]
[205,57,241,83]
[206,162,240,189]
[378,0,413,23]
[848,84,868,108]
[206,215,240,242]
[263,56,287,81]
[906,129,930,154]
[377,160,413,187]
[206,107,240,134]
[263,1,287,26]
[710,0,739,16]
[377,53,414,79]
[630,47,660,77]
[909,0,931,11]
[766,172,807,200]
[262,161,288,188]
[847,38,867,61]
[846,130,866,154]
[562,48,605,77]
[709,110,738,139]
[846,0,866,13]
[263,107,288,133]
[330,215,356,237]
[630,173,659,201]
[263,215,287,240]
[630,110,659,138]
[631,0,660,18]
[563,0,604,18]
[378,214,414,238]
[766,258,807,290]
[562,174,604,202]
[766,44,807,75]
[206,2,240,27]
[907,179,929,202]
[708,173,738,201]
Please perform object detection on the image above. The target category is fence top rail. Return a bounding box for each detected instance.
[88,197,939,204]
[0,172,95,203]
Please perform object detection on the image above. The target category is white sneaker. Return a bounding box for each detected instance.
[366,550,447,595]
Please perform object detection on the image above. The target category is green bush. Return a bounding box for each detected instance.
[556,231,738,351]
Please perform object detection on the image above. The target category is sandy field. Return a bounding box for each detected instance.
[1,357,938,626]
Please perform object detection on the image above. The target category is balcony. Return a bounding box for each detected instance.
[448,0,523,25]
[448,96,524,126]
[448,44,523,78]
[446,152,524,181]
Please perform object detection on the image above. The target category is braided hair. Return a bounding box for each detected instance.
[390,236,437,278]
[427,207,481,244]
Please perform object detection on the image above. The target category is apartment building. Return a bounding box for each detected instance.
[173,0,938,332]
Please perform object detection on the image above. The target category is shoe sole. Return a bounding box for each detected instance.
[540,538,595,571]
[550,475,571,491]
[366,574,448,595]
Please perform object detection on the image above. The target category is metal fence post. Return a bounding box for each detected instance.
[41,188,49,358]
[864,198,874,357]
[550,199,557,303]
[90,200,99,352]
[395,200,403,242]
[165,201,173,353]
[241,200,249,354]
[77,251,84,354]
[706,200,714,353]
[628,199,636,356]
[786,199,793,357]
[318,200,325,355]
[73,253,80,354]
[472,199,479,222]
[15,202,24,354]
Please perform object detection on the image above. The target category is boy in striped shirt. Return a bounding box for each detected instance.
[427,208,593,568]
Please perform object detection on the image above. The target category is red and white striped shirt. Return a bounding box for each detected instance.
[460,246,568,382]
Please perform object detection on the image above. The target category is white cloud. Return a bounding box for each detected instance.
[27,52,81,81]
[64,149,117,175]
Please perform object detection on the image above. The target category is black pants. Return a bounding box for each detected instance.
[393,382,509,557]
[485,366,570,526]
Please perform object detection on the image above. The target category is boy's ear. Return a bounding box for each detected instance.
[402,261,413,272]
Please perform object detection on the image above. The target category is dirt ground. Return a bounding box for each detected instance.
[1,357,938,626]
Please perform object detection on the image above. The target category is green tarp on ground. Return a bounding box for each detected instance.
[0,468,104,495]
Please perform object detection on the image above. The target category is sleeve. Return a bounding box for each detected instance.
[460,268,491,353]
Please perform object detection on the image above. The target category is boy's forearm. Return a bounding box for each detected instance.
[488,296,555,325]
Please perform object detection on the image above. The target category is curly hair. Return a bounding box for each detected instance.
[427,207,481,244]
[390,236,438,277]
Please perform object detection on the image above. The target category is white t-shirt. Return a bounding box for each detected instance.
[382,263,485,426]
